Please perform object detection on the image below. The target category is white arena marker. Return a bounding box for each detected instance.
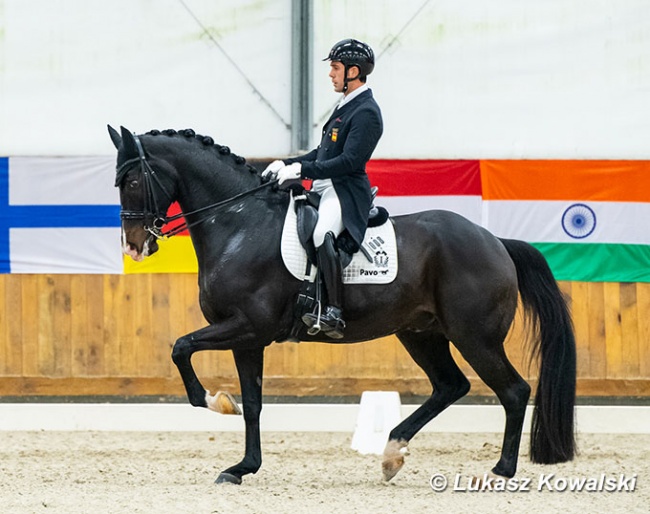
[351,391,402,455]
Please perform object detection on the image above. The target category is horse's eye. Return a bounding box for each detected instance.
[128,179,139,189]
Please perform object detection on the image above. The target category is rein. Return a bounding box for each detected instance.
[116,134,278,239]
[161,180,277,237]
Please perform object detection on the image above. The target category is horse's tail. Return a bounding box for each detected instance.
[499,238,577,464]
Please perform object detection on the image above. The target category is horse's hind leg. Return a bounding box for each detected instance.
[383,330,470,481]
[456,342,531,478]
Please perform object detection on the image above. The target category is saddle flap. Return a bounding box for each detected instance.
[281,195,318,282]
[295,202,318,266]
[281,194,398,285]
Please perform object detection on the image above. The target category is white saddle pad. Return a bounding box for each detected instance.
[281,194,398,285]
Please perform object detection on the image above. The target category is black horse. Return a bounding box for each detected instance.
[108,125,576,485]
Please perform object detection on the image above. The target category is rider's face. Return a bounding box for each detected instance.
[329,61,346,93]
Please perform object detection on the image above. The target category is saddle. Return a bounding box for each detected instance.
[293,185,389,269]
[285,185,393,341]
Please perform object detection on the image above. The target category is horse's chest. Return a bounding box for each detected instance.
[197,288,234,323]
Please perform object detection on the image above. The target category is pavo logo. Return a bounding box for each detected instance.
[374,250,389,268]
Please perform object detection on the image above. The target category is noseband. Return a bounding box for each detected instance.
[115,134,277,239]
[115,135,174,239]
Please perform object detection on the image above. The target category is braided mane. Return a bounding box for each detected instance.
[146,128,259,175]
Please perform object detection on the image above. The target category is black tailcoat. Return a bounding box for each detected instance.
[287,89,383,246]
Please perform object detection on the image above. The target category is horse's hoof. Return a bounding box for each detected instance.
[215,472,242,485]
[382,458,404,482]
[206,390,242,415]
[382,439,409,481]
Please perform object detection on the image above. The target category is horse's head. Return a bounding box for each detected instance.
[108,125,176,261]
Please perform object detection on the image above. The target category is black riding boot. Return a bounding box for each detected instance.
[302,232,345,339]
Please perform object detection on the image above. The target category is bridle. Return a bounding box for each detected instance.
[115,134,277,239]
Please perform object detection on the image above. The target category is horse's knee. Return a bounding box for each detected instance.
[171,336,191,365]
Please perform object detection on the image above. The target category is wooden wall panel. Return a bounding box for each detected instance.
[620,282,640,378]
[638,284,650,378]
[20,275,39,377]
[603,282,623,378]
[570,281,591,378]
[0,275,648,398]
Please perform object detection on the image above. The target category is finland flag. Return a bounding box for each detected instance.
[0,156,122,273]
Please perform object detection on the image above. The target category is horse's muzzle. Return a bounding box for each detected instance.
[122,232,159,261]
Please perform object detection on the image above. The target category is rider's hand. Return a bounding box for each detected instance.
[261,160,284,181]
[277,163,302,185]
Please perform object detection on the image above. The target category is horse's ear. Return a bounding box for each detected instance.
[107,124,122,149]
[119,126,138,157]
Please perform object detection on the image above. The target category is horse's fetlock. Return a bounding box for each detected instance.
[246,457,262,474]
[491,463,516,479]
[190,396,206,408]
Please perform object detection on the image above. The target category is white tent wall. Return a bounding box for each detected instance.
[314,0,650,159]
[0,0,649,159]
[0,0,293,157]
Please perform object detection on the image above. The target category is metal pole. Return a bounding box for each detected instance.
[291,0,313,153]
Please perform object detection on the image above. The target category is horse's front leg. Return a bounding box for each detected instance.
[171,321,255,411]
[216,346,265,485]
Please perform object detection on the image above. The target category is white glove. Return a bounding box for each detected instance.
[261,159,284,180]
[277,163,302,185]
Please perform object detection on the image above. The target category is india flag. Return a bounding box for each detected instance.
[481,160,650,282]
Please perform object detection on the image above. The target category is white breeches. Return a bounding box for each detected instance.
[312,185,345,248]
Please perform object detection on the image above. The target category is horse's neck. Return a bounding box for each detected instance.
[173,164,285,260]
[189,190,287,278]
[175,160,255,215]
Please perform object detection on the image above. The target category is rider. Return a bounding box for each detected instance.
[263,38,383,339]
